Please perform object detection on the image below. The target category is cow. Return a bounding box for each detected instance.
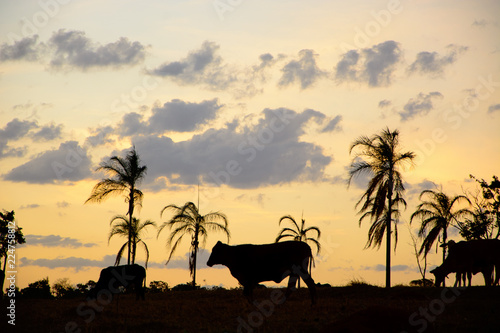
[430,239,500,287]
[88,264,146,301]
[207,241,317,304]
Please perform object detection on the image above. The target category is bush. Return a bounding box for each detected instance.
[149,280,169,293]
[172,283,200,291]
[21,277,52,299]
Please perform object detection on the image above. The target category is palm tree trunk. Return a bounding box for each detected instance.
[442,228,447,287]
[128,189,134,265]
[386,175,393,289]
[192,224,199,287]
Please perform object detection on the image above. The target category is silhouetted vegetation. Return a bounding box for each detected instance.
[86,147,147,265]
[348,127,415,288]
[0,210,25,295]
[157,201,230,287]
[108,216,156,267]
[411,189,472,264]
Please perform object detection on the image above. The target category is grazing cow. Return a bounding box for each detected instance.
[88,264,146,300]
[207,241,317,304]
[431,239,500,287]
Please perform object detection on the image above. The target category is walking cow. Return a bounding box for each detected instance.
[207,241,317,304]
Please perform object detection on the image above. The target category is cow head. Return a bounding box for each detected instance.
[207,241,227,267]
[430,266,447,287]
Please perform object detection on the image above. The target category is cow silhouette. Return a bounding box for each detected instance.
[207,241,317,304]
[431,239,500,287]
[88,264,146,300]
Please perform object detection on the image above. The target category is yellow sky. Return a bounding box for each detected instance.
[1,0,499,290]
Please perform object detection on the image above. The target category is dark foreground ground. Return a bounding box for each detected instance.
[2,285,500,333]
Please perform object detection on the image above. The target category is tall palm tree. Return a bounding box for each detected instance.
[85,147,147,265]
[410,189,472,264]
[157,202,230,287]
[348,127,415,288]
[275,215,321,286]
[108,216,156,268]
[358,195,406,251]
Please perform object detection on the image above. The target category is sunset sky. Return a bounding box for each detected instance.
[1,0,499,290]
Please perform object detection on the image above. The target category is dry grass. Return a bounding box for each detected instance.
[3,286,500,333]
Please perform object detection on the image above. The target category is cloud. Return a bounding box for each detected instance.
[3,141,92,183]
[0,30,146,71]
[278,49,326,89]
[0,35,44,62]
[24,234,97,248]
[408,45,468,77]
[362,264,410,272]
[111,98,224,136]
[84,125,115,147]
[472,19,488,27]
[158,249,222,270]
[148,41,276,98]
[57,201,70,208]
[321,115,343,133]
[0,118,37,159]
[399,92,443,121]
[30,123,63,141]
[48,29,146,71]
[378,99,392,108]
[148,99,223,133]
[335,40,402,87]
[112,107,335,190]
[406,179,437,200]
[20,254,116,272]
[19,204,40,209]
[148,41,234,88]
[488,104,500,114]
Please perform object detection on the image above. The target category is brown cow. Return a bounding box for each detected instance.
[207,241,317,304]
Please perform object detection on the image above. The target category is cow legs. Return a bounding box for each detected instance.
[454,272,460,287]
[243,284,255,304]
[286,265,317,305]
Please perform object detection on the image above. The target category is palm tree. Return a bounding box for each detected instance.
[85,147,147,265]
[348,127,415,288]
[275,215,321,286]
[358,195,406,251]
[157,202,230,287]
[108,215,156,268]
[410,189,472,264]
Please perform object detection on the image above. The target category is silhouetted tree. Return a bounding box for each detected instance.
[460,174,500,239]
[0,210,26,295]
[21,277,52,299]
[410,189,472,265]
[109,216,156,268]
[275,214,320,286]
[85,147,147,265]
[158,202,230,287]
[348,128,415,288]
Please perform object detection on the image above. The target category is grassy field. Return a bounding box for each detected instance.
[3,285,500,333]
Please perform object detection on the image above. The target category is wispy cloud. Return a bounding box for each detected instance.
[0,30,146,71]
[408,45,468,78]
[24,234,98,248]
[399,92,444,122]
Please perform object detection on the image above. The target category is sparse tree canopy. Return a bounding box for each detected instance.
[158,201,230,287]
[109,215,156,268]
[348,127,415,288]
[410,189,472,264]
[85,147,147,265]
[275,215,321,254]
